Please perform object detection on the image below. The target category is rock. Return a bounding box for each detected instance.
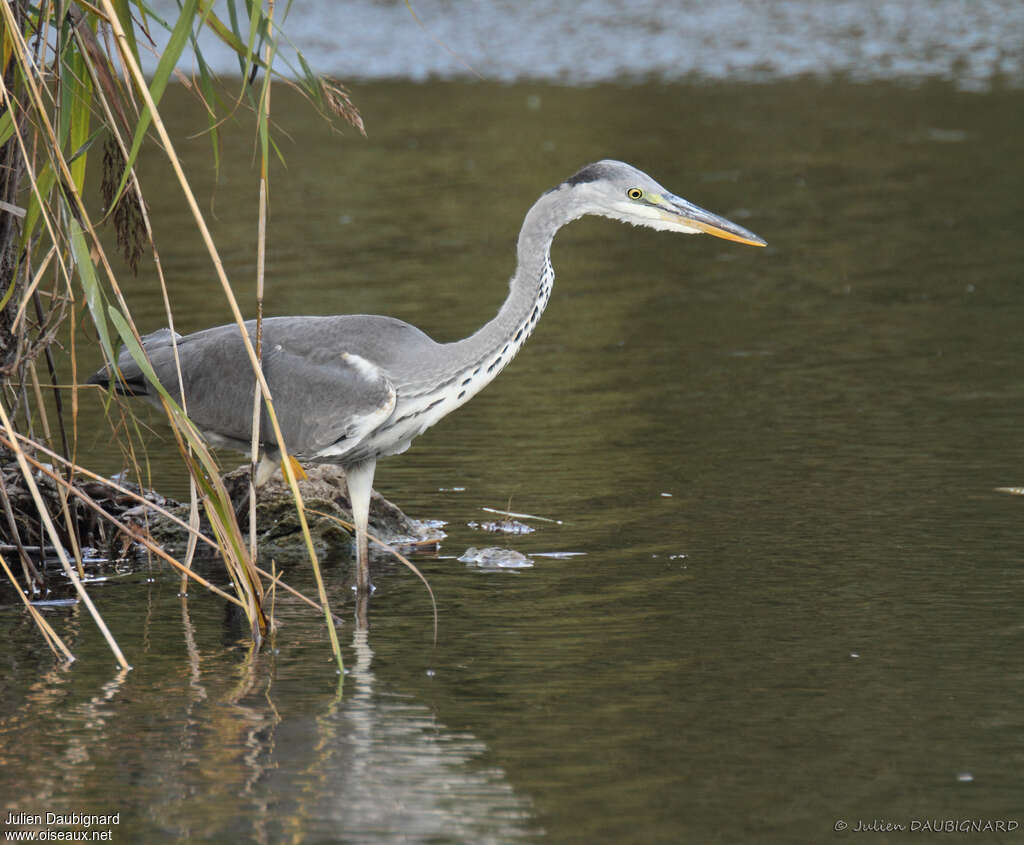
[136,464,445,565]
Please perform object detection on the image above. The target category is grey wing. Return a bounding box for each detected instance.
[132,323,397,458]
[261,345,396,459]
[95,328,183,396]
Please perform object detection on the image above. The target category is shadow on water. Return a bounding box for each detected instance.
[3,77,1024,843]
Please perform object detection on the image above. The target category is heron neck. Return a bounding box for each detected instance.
[453,189,570,369]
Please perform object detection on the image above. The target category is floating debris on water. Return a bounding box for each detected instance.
[30,598,78,608]
[481,506,562,524]
[994,486,1024,496]
[532,551,586,559]
[660,492,673,498]
[420,519,448,530]
[957,772,974,783]
[467,519,535,535]
[387,518,447,550]
[458,547,534,570]
[439,486,467,492]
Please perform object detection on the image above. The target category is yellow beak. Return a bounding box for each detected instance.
[662,193,767,247]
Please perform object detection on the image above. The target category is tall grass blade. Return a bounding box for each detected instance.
[112,0,200,208]
[65,48,93,192]
[111,0,140,64]
[0,108,14,146]
[69,217,116,365]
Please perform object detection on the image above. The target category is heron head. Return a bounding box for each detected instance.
[564,159,766,247]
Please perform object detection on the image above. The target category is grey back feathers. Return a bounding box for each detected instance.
[93,316,443,458]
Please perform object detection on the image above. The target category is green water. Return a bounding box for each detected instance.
[3,79,1024,843]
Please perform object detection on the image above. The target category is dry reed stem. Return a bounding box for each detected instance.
[6,439,244,607]
[249,0,274,565]
[10,245,56,333]
[4,0,353,664]
[80,37,207,589]
[0,3,134,329]
[8,427,341,620]
[93,0,343,671]
[0,397,130,669]
[0,79,75,302]
[0,552,75,662]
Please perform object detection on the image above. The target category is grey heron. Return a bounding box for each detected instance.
[89,160,765,594]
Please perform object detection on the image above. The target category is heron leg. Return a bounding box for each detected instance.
[345,459,377,596]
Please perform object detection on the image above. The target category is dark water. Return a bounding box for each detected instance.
[3,79,1024,843]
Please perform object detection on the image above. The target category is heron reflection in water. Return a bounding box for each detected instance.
[90,160,766,594]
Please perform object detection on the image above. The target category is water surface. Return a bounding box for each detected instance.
[155,0,1024,90]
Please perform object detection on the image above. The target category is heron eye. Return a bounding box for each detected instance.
[627,188,643,200]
